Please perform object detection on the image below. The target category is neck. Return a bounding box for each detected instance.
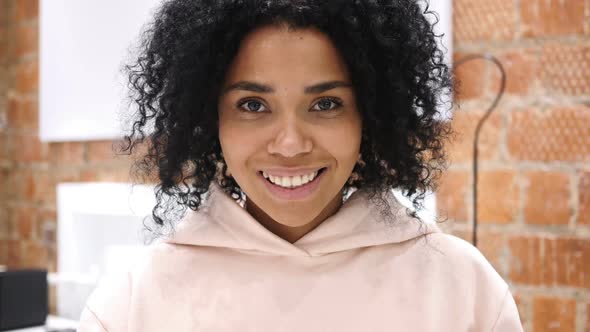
[245,192,343,244]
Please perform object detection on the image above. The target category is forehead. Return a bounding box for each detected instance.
[224,25,351,84]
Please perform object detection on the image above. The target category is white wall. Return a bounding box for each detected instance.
[39,0,161,142]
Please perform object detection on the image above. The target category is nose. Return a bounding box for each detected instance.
[267,115,313,158]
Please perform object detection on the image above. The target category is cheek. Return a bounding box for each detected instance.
[319,117,362,167]
[218,119,261,174]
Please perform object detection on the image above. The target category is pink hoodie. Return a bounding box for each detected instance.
[78,183,523,331]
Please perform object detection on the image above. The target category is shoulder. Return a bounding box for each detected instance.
[422,231,505,282]
[79,244,160,330]
[79,240,217,330]
[79,267,132,331]
[81,242,193,305]
[416,232,523,330]
[409,231,509,299]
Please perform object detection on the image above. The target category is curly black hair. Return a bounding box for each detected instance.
[118,0,454,233]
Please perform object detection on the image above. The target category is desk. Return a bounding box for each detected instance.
[4,316,78,332]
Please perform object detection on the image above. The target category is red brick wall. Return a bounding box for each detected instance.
[0,0,134,314]
[438,0,590,331]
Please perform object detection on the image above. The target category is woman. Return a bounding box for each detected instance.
[79,0,523,331]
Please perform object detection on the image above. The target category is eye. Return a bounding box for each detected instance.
[237,99,268,113]
[311,97,343,112]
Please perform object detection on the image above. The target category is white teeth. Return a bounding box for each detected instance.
[292,175,302,186]
[263,169,322,188]
[281,177,291,187]
[302,174,309,183]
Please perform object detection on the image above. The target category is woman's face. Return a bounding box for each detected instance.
[218,25,362,227]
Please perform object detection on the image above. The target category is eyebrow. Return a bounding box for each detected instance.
[222,80,353,95]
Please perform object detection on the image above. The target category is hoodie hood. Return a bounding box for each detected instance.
[163,183,441,257]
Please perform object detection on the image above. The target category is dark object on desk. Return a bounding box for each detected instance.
[0,269,48,331]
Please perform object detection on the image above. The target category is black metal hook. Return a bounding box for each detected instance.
[453,54,507,247]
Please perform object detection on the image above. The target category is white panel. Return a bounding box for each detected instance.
[56,182,156,319]
[39,0,161,142]
[426,0,453,122]
[428,0,453,66]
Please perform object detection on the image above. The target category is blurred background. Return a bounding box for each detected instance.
[0,0,588,331]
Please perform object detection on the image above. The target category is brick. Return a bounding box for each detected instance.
[0,132,7,161]
[523,236,552,286]
[508,236,590,288]
[512,293,527,327]
[23,169,36,201]
[0,104,7,133]
[15,24,37,57]
[0,56,9,75]
[7,96,38,130]
[580,171,590,225]
[14,206,34,239]
[0,241,5,264]
[0,169,20,202]
[532,296,576,332]
[453,53,487,100]
[49,142,85,166]
[15,0,38,22]
[0,169,6,201]
[435,170,470,222]
[116,139,149,159]
[36,209,56,245]
[0,2,11,25]
[4,168,58,205]
[48,284,57,315]
[80,167,131,183]
[447,108,503,163]
[7,133,46,163]
[490,49,539,96]
[512,293,521,311]
[450,232,506,275]
[21,241,48,269]
[86,140,118,163]
[32,168,80,207]
[523,171,571,225]
[475,231,506,275]
[540,43,590,96]
[0,30,8,65]
[6,239,21,267]
[476,170,519,224]
[0,207,8,239]
[47,245,56,273]
[587,303,590,332]
[453,0,517,43]
[0,108,6,130]
[521,0,585,37]
[507,107,590,162]
[451,230,471,243]
[0,206,15,239]
[14,60,38,93]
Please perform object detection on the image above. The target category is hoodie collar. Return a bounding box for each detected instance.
[163,183,441,257]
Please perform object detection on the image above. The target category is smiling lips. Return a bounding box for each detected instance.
[262,170,320,189]
[259,167,326,200]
